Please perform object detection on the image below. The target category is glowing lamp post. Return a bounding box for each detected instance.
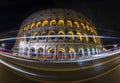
[114,44,117,48]
[2,43,5,49]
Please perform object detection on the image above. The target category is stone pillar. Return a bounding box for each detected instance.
[43,45,46,59]
[53,46,57,59]
[75,48,78,60]
[27,48,30,58]
[65,47,69,59]
[35,46,38,58]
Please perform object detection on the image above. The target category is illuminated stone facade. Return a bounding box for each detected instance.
[13,8,103,60]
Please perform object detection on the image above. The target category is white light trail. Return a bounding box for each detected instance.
[0,52,38,62]
[0,35,120,41]
[0,47,120,63]
[0,59,38,76]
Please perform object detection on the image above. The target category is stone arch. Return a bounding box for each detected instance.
[26,25,30,31]
[37,48,43,58]
[47,47,54,59]
[84,33,89,42]
[58,30,65,40]
[50,20,56,26]
[32,32,38,40]
[58,20,64,26]
[95,47,99,54]
[30,23,35,29]
[80,23,86,29]
[69,48,75,59]
[57,48,65,59]
[48,31,55,40]
[42,20,48,27]
[74,21,79,28]
[36,21,41,28]
[24,47,28,56]
[78,48,84,57]
[76,32,82,41]
[92,48,95,55]
[40,31,46,40]
[30,47,36,57]
[67,20,72,27]
[68,31,74,41]
[87,48,91,57]
[90,27,93,32]
[86,24,90,31]
[93,36,97,43]
[26,33,31,42]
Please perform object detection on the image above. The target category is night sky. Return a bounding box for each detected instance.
[0,0,120,48]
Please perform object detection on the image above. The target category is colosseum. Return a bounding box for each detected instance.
[13,8,103,60]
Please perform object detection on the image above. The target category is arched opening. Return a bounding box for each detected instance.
[42,20,48,27]
[96,48,99,54]
[69,48,75,59]
[50,20,56,26]
[78,48,84,57]
[58,20,64,26]
[58,31,65,41]
[86,25,90,31]
[32,32,38,40]
[36,21,41,28]
[92,48,95,55]
[93,36,97,43]
[30,23,35,29]
[40,31,46,40]
[84,33,89,42]
[38,48,43,58]
[89,34,93,43]
[58,48,65,59]
[30,47,36,57]
[90,27,93,32]
[74,21,79,28]
[76,32,82,41]
[80,23,85,29]
[26,34,31,42]
[68,31,74,41]
[67,20,72,27]
[48,31,55,40]
[47,47,54,59]
[87,48,91,57]
[23,26,27,31]
[24,47,28,56]
[26,25,30,31]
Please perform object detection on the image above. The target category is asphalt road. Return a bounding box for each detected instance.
[0,58,120,83]
[0,63,120,83]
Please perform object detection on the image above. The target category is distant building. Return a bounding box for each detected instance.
[13,8,103,60]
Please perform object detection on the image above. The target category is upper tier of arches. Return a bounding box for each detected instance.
[18,19,97,35]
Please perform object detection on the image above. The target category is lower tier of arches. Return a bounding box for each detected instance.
[14,43,103,60]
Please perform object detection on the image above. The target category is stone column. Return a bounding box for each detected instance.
[43,45,46,59]
[35,46,38,58]
[65,47,69,59]
[27,47,30,58]
[53,46,57,59]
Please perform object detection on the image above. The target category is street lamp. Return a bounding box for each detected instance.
[2,43,5,48]
[114,44,117,48]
